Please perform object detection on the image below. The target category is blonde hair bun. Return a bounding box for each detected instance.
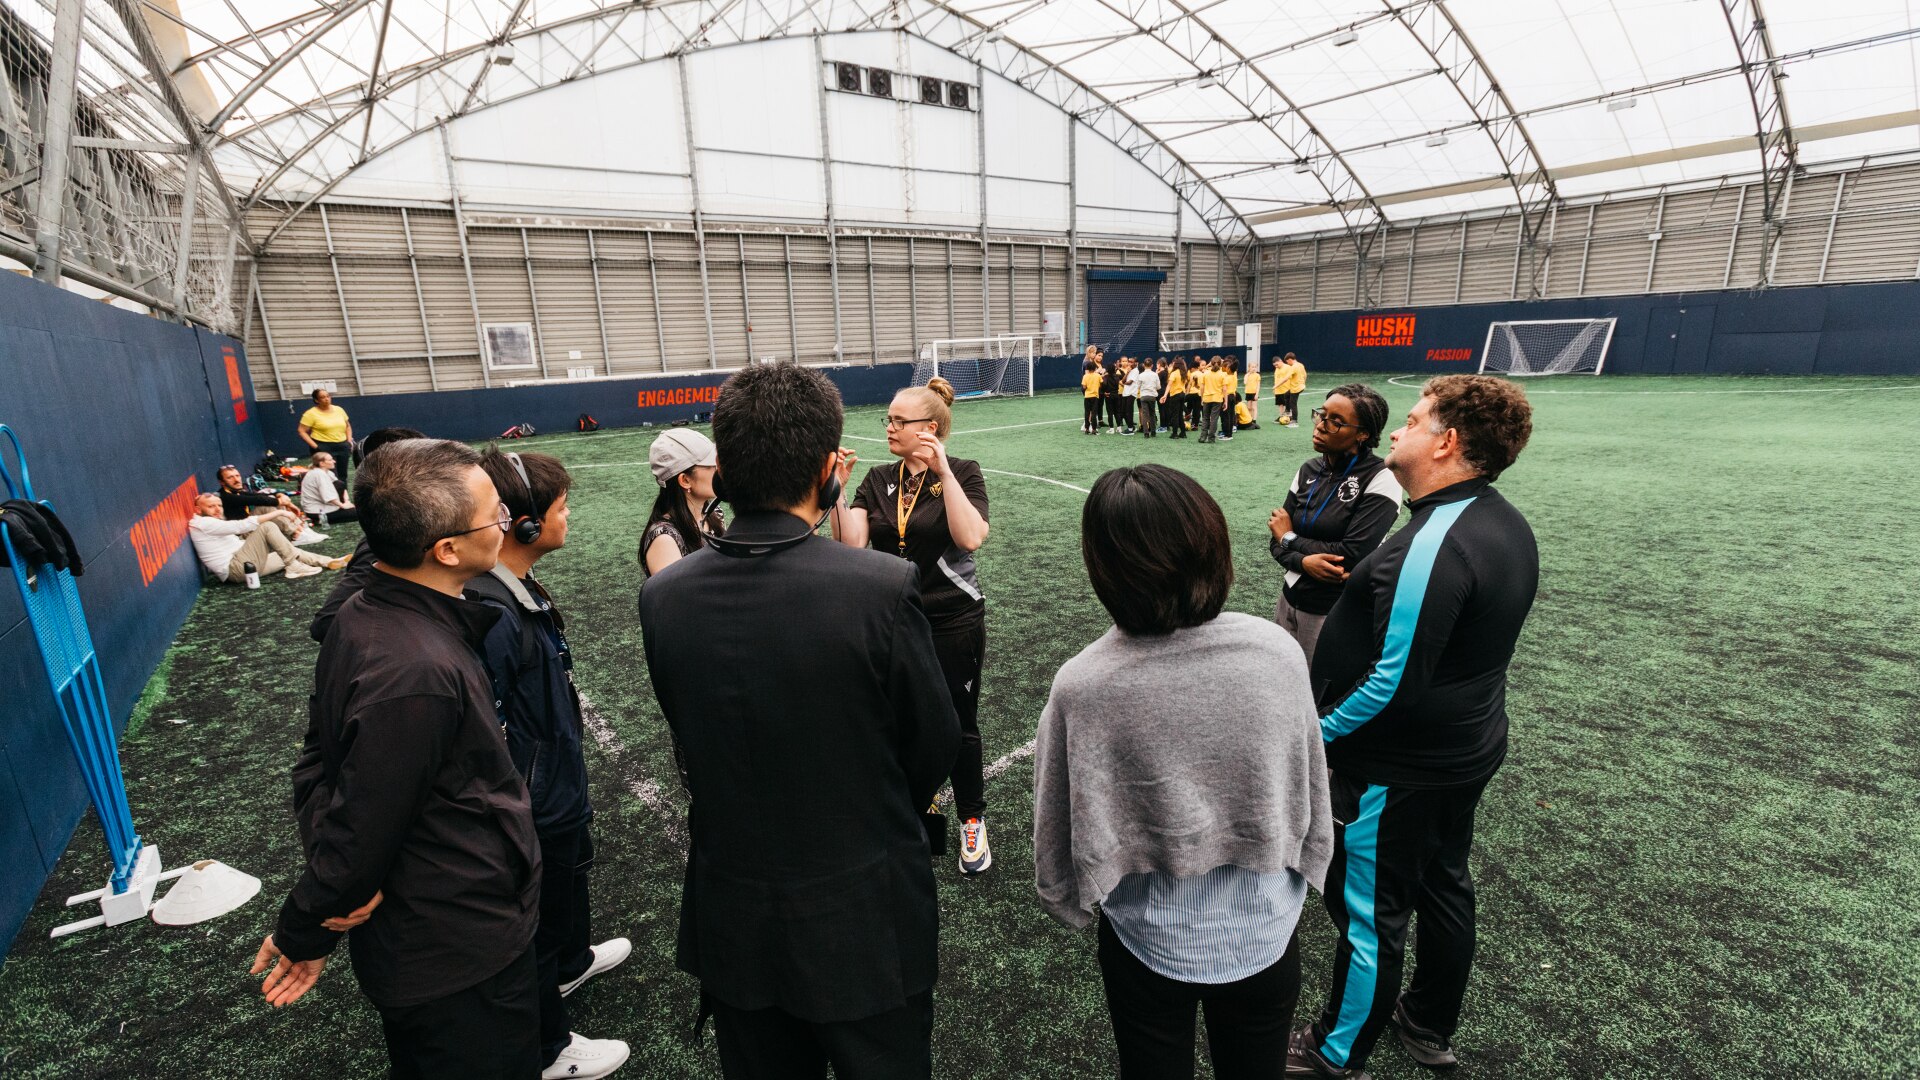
[925,376,956,406]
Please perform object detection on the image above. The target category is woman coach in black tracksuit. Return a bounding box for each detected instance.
[831,376,996,877]
[1267,382,1402,666]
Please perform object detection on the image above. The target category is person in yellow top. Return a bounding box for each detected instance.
[1274,352,1308,426]
[298,388,356,484]
[1243,366,1262,428]
[1161,360,1189,439]
[1197,358,1228,443]
[1081,360,1104,435]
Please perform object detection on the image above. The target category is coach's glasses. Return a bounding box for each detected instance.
[1310,408,1354,433]
[424,502,511,549]
[885,416,936,429]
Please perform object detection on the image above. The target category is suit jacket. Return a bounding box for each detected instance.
[639,509,960,1023]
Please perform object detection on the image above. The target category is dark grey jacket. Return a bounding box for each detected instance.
[639,509,960,1023]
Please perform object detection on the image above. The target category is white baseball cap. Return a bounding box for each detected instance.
[649,428,717,487]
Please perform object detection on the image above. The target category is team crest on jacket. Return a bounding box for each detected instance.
[928,481,943,498]
[1338,478,1361,503]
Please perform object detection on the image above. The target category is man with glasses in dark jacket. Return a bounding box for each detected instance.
[251,438,544,1079]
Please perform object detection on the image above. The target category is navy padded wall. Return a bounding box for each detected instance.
[0,272,261,957]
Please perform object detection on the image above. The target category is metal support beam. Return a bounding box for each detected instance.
[1817,170,1848,282]
[403,209,441,391]
[1724,184,1748,287]
[519,227,546,381]
[813,36,843,361]
[1311,236,1321,309]
[32,0,84,284]
[866,236,878,365]
[1645,193,1667,293]
[907,236,921,355]
[248,262,288,401]
[587,229,614,373]
[1577,204,1597,294]
[645,231,670,369]
[1406,224,1418,303]
[781,234,798,363]
[171,149,202,310]
[206,0,379,131]
[1454,225,1466,304]
[1066,121,1079,349]
[946,238,956,339]
[741,233,755,360]
[677,54,719,368]
[317,203,366,395]
[70,137,189,154]
[1718,0,1796,286]
[439,122,490,388]
[977,64,991,338]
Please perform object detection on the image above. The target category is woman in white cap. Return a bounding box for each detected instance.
[640,428,725,578]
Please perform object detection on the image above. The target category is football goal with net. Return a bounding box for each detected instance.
[1479,318,1617,376]
[1159,327,1222,352]
[914,336,1037,399]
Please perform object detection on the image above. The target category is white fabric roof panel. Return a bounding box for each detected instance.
[51,0,1917,246]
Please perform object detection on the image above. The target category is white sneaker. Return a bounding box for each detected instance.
[541,1033,630,1079]
[291,530,328,547]
[559,937,632,997]
[959,817,992,875]
[282,562,323,579]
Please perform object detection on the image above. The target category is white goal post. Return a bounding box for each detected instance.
[1160,326,1223,352]
[914,335,1038,399]
[1479,318,1617,376]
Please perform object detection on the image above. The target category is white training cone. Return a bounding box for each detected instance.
[150,860,261,926]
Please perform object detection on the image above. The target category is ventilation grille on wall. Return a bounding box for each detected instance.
[824,63,974,110]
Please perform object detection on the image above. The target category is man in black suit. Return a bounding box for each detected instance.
[639,362,960,1080]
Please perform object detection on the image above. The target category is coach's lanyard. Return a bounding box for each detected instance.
[896,462,927,558]
[1302,454,1360,530]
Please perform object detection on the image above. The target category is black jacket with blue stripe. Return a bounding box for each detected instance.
[1310,476,1539,789]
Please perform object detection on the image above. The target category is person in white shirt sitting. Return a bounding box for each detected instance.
[299,452,359,525]
[188,493,344,583]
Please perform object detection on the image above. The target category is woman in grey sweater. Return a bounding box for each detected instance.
[1034,464,1334,1080]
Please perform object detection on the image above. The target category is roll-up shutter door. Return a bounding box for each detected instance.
[789,235,838,365]
[1085,268,1163,357]
[590,230,663,373]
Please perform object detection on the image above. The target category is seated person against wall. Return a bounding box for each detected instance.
[189,493,345,583]
[217,464,304,525]
[299,452,359,525]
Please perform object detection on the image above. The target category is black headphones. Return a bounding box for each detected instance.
[702,456,840,559]
[505,451,545,545]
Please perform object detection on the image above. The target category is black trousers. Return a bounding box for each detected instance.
[1102,395,1120,428]
[1138,398,1159,437]
[1279,392,1301,422]
[1184,394,1202,430]
[536,823,597,1066]
[1307,771,1489,1072]
[931,613,986,820]
[375,945,541,1080]
[711,990,933,1080]
[1222,394,1240,436]
[1097,916,1300,1080]
[1084,397,1103,431]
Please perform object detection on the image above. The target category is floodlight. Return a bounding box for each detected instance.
[1332,30,1359,46]
[1197,70,1217,88]
[491,45,515,66]
[1606,97,1639,112]
[1293,159,1312,174]
[1425,134,1450,147]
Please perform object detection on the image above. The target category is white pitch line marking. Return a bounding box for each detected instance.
[1385,374,1920,395]
[579,692,688,855]
[934,738,1038,811]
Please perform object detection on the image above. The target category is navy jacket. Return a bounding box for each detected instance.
[1311,477,1539,789]
[639,509,960,1023]
[467,565,593,838]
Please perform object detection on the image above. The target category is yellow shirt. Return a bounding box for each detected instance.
[1082,372,1102,398]
[300,405,350,443]
[1245,372,1261,398]
[1199,371,1227,403]
[1279,361,1307,394]
[1165,371,1186,396]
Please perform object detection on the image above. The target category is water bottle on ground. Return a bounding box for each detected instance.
[243,562,260,589]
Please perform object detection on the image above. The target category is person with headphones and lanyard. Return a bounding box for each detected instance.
[470,448,633,1080]
[1267,383,1402,667]
[639,362,958,1078]
[830,376,995,876]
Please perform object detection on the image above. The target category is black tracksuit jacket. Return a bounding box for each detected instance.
[277,569,542,1007]
[1310,477,1539,789]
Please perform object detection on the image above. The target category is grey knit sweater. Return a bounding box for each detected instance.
[1033,612,1334,929]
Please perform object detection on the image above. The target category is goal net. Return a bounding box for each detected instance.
[1479,318,1616,376]
[1160,327,1222,352]
[914,336,1036,399]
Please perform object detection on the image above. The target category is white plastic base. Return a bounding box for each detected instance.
[49,847,260,938]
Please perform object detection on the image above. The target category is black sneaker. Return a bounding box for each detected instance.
[1286,1026,1373,1079]
[1391,999,1457,1068]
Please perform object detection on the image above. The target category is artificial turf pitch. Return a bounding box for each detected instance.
[2,373,1917,1079]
